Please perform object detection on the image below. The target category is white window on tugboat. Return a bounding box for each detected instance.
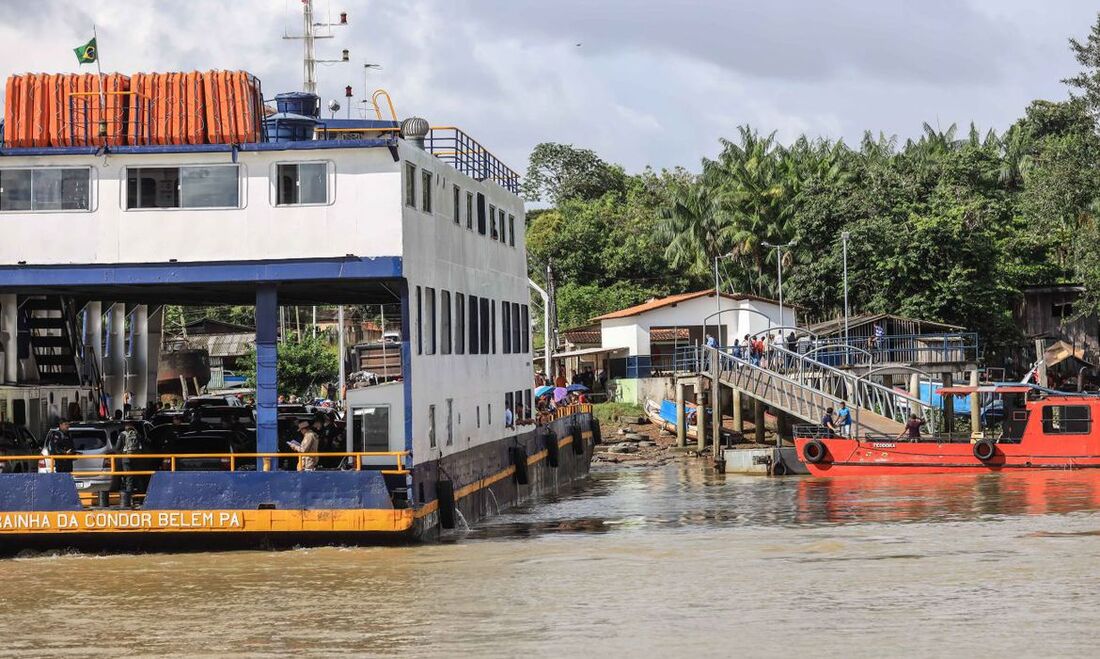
[125,165,239,209]
[0,167,92,211]
[1041,405,1091,434]
[275,162,328,205]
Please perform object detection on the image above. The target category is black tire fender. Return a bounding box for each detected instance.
[437,480,456,530]
[802,439,828,464]
[571,424,585,455]
[544,429,560,468]
[973,438,997,462]
[511,445,530,485]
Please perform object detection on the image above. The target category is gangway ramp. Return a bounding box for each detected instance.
[704,345,939,436]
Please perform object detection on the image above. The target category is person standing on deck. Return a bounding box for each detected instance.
[835,401,852,437]
[292,420,320,471]
[554,368,567,389]
[45,420,76,473]
[821,407,838,436]
[786,331,798,369]
[897,414,925,441]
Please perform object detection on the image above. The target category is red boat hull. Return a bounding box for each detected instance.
[794,436,1100,476]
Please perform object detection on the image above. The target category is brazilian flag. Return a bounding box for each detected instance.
[73,37,97,65]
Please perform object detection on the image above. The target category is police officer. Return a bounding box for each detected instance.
[45,420,76,473]
[118,420,151,501]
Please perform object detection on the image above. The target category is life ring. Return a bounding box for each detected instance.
[802,439,828,464]
[437,480,456,530]
[973,439,997,462]
[511,445,530,485]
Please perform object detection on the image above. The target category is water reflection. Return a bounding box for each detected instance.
[471,466,1100,540]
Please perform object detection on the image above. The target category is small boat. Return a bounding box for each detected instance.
[645,399,699,439]
[795,384,1100,475]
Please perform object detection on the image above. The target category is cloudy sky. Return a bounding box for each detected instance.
[0,1,1097,174]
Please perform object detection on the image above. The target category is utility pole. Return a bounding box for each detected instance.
[547,259,559,352]
[842,231,850,365]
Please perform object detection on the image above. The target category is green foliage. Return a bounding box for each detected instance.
[241,333,339,398]
[592,401,644,425]
[522,142,628,205]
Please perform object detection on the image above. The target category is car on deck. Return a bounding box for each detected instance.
[0,423,40,473]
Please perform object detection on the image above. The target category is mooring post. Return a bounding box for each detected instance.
[969,369,980,436]
[710,354,721,452]
[732,388,742,434]
[695,375,707,452]
[754,399,766,445]
[942,371,954,435]
[675,381,687,448]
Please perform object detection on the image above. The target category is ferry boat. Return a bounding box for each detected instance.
[0,7,596,551]
[794,384,1100,475]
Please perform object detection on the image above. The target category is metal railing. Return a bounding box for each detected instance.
[10,451,410,476]
[787,332,979,367]
[424,126,520,194]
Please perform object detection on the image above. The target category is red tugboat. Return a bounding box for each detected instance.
[795,384,1100,474]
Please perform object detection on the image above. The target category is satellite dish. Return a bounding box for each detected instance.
[328,99,341,113]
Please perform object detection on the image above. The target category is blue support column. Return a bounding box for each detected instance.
[255,285,279,470]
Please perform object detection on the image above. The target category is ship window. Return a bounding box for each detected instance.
[521,304,530,353]
[0,168,90,212]
[525,389,532,420]
[490,299,497,354]
[498,208,506,243]
[480,297,491,353]
[421,170,433,213]
[468,295,480,355]
[1041,405,1090,434]
[424,287,436,355]
[488,403,492,426]
[428,404,436,448]
[477,193,486,235]
[512,303,521,354]
[505,392,514,429]
[405,162,416,207]
[490,204,498,239]
[126,165,238,209]
[452,185,460,224]
[508,214,516,247]
[440,290,451,355]
[502,301,512,354]
[415,286,422,355]
[446,399,453,446]
[476,405,481,428]
[351,405,390,452]
[455,293,465,354]
[275,162,327,205]
[466,192,474,230]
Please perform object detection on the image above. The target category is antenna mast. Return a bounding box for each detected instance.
[283,0,349,94]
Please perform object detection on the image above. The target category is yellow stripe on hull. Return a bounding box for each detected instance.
[0,508,415,535]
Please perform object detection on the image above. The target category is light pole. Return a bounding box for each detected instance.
[713,252,735,338]
[762,240,797,326]
[841,231,850,364]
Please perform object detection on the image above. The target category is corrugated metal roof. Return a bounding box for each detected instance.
[185,332,255,358]
[591,290,794,322]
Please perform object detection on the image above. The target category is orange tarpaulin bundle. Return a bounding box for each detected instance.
[4,69,263,147]
[3,72,130,147]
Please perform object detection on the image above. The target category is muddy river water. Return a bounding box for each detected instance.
[3,462,1100,657]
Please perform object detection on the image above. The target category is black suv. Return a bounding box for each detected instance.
[0,423,39,473]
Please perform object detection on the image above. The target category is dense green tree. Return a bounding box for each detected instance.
[522,142,627,205]
[240,333,338,398]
